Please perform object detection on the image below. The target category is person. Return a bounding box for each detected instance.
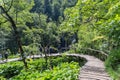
[4,51,8,61]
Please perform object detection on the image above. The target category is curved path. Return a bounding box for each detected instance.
[0,53,112,80]
[77,54,112,80]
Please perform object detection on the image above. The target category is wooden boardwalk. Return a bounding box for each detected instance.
[0,53,112,80]
[78,55,112,80]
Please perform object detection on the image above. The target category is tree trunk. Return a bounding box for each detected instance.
[44,47,48,68]
[75,30,78,43]
[0,6,28,69]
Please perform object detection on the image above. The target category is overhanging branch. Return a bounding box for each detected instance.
[6,0,13,12]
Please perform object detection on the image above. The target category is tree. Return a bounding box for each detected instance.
[0,0,34,69]
[0,4,28,68]
[40,22,59,67]
[59,0,111,53]
[98,1,120,50]
[31,0,77,22]
[44,0,52,19]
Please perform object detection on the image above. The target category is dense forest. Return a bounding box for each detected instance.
[0,0,120,80]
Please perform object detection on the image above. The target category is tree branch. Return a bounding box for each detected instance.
[6,0,13,12]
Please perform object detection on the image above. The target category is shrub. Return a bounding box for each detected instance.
[0,62,23,79]
[37,62,80,80]
[105,49,120,80]
[11,62,79,80]
[0,56,86,80]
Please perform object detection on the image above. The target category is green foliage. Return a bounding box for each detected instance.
[60,0,120,54]
[0,0,34,53]
[105,49,120,80]
[12,62,79,80]
[31,0,77,21]
[0,76,6,80]
[0,56,85,80]
[60,0,108,53]
[38,62,79,80]
[0,62,23,79]
[1,0,120,79]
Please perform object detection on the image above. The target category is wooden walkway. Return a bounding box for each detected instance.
[0,53,112,80]
[78,54,112,80]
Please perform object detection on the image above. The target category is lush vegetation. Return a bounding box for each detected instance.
[0,56,85,80]
[105,49,120,80]
[0,0,120,79]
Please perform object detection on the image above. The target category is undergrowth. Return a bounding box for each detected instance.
[0,56,85,80]
[105,49,120,80]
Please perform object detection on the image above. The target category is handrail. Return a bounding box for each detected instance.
[87,48,108,56]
